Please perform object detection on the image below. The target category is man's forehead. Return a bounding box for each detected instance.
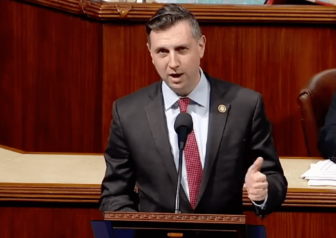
[151,37,191,49]
[149,22,194,48]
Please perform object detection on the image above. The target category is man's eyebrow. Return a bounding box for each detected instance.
[175,44,189,49]
[154,44,189,52]
[154,47,167,53]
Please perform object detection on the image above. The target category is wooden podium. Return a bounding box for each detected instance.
[91,212,247,238]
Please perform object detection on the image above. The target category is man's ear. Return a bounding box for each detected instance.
[147,42,154,64]
[198,35,206,59]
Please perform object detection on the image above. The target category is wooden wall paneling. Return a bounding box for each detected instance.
[0,0,24,150]
[1,183,336,238]
[15,0,84,14]
[11,1,336,24]
[84,3,336,23]
[245,209,336,238]
[102,23,158,150]
[2,183,336,208]
[1,203,336,238]
[0,183,101,203]
[201,24,336,156]
[0,203,102,238]
[0,0,104,153]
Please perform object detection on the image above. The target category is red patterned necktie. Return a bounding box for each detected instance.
[178,98,203,209]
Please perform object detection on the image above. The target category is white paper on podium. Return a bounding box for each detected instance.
[308,180,336,186]
[301,160,336,186]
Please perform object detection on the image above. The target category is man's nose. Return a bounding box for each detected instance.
[168,52,180,69]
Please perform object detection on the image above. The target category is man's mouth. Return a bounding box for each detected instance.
[169,73,183,78]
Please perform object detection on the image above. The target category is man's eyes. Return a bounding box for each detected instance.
[177,47,187,52]
[156,48,188,55]
[157,49,168,54]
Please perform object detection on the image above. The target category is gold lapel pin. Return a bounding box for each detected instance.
[218,104,227,113]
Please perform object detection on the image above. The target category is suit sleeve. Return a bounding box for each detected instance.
[249,94,288,216]
[99,101,138,212]
[318,91,336,158]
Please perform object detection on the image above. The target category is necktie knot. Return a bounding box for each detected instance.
[178,98,191,113]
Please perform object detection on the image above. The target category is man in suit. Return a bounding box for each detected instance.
[319,89,336,158]
[99,4,287,218]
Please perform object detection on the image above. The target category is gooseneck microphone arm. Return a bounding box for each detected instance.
[175,146,184,213]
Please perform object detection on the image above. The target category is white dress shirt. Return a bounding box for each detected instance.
[162,69,210,200]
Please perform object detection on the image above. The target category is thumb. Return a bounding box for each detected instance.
[248,157,264,174]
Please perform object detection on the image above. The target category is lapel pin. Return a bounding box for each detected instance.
[218,104,227,113]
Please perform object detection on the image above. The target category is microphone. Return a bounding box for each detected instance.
[174,112,193,213]
[174,112,193,150]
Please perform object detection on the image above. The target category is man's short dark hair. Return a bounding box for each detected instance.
[146,4,202,45]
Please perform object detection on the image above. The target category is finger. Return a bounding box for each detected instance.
[248,190,267,201]
[253,173,267,183]
[248,188,268,195]
[248,157,264,174]
[245,173,267,192]
[252,182,268,190]
[248,194,267,202]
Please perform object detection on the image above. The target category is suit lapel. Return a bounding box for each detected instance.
[144,83,191,212]
[145,86,177,185]
[196,77,231,207]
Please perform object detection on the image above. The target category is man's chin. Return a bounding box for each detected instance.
[170,85,189,97]
[169,76,183,84]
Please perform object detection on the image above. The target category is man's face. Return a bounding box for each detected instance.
[147,21,206,96]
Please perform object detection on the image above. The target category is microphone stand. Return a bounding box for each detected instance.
[173,113,192,214]
[175,148,183,214]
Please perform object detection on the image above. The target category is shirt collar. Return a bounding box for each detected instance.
[162,68,208,110]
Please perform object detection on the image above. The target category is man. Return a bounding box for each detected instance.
[99,4,287,218]
[319,90,336,158]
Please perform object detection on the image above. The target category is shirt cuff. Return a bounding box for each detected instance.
[251,194,268,210]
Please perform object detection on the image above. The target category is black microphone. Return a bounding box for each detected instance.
[174,112,193,213]
[174,112,193,150]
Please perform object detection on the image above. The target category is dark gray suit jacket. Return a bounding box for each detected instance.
[99,74,287,216]
[319,90,336,158]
